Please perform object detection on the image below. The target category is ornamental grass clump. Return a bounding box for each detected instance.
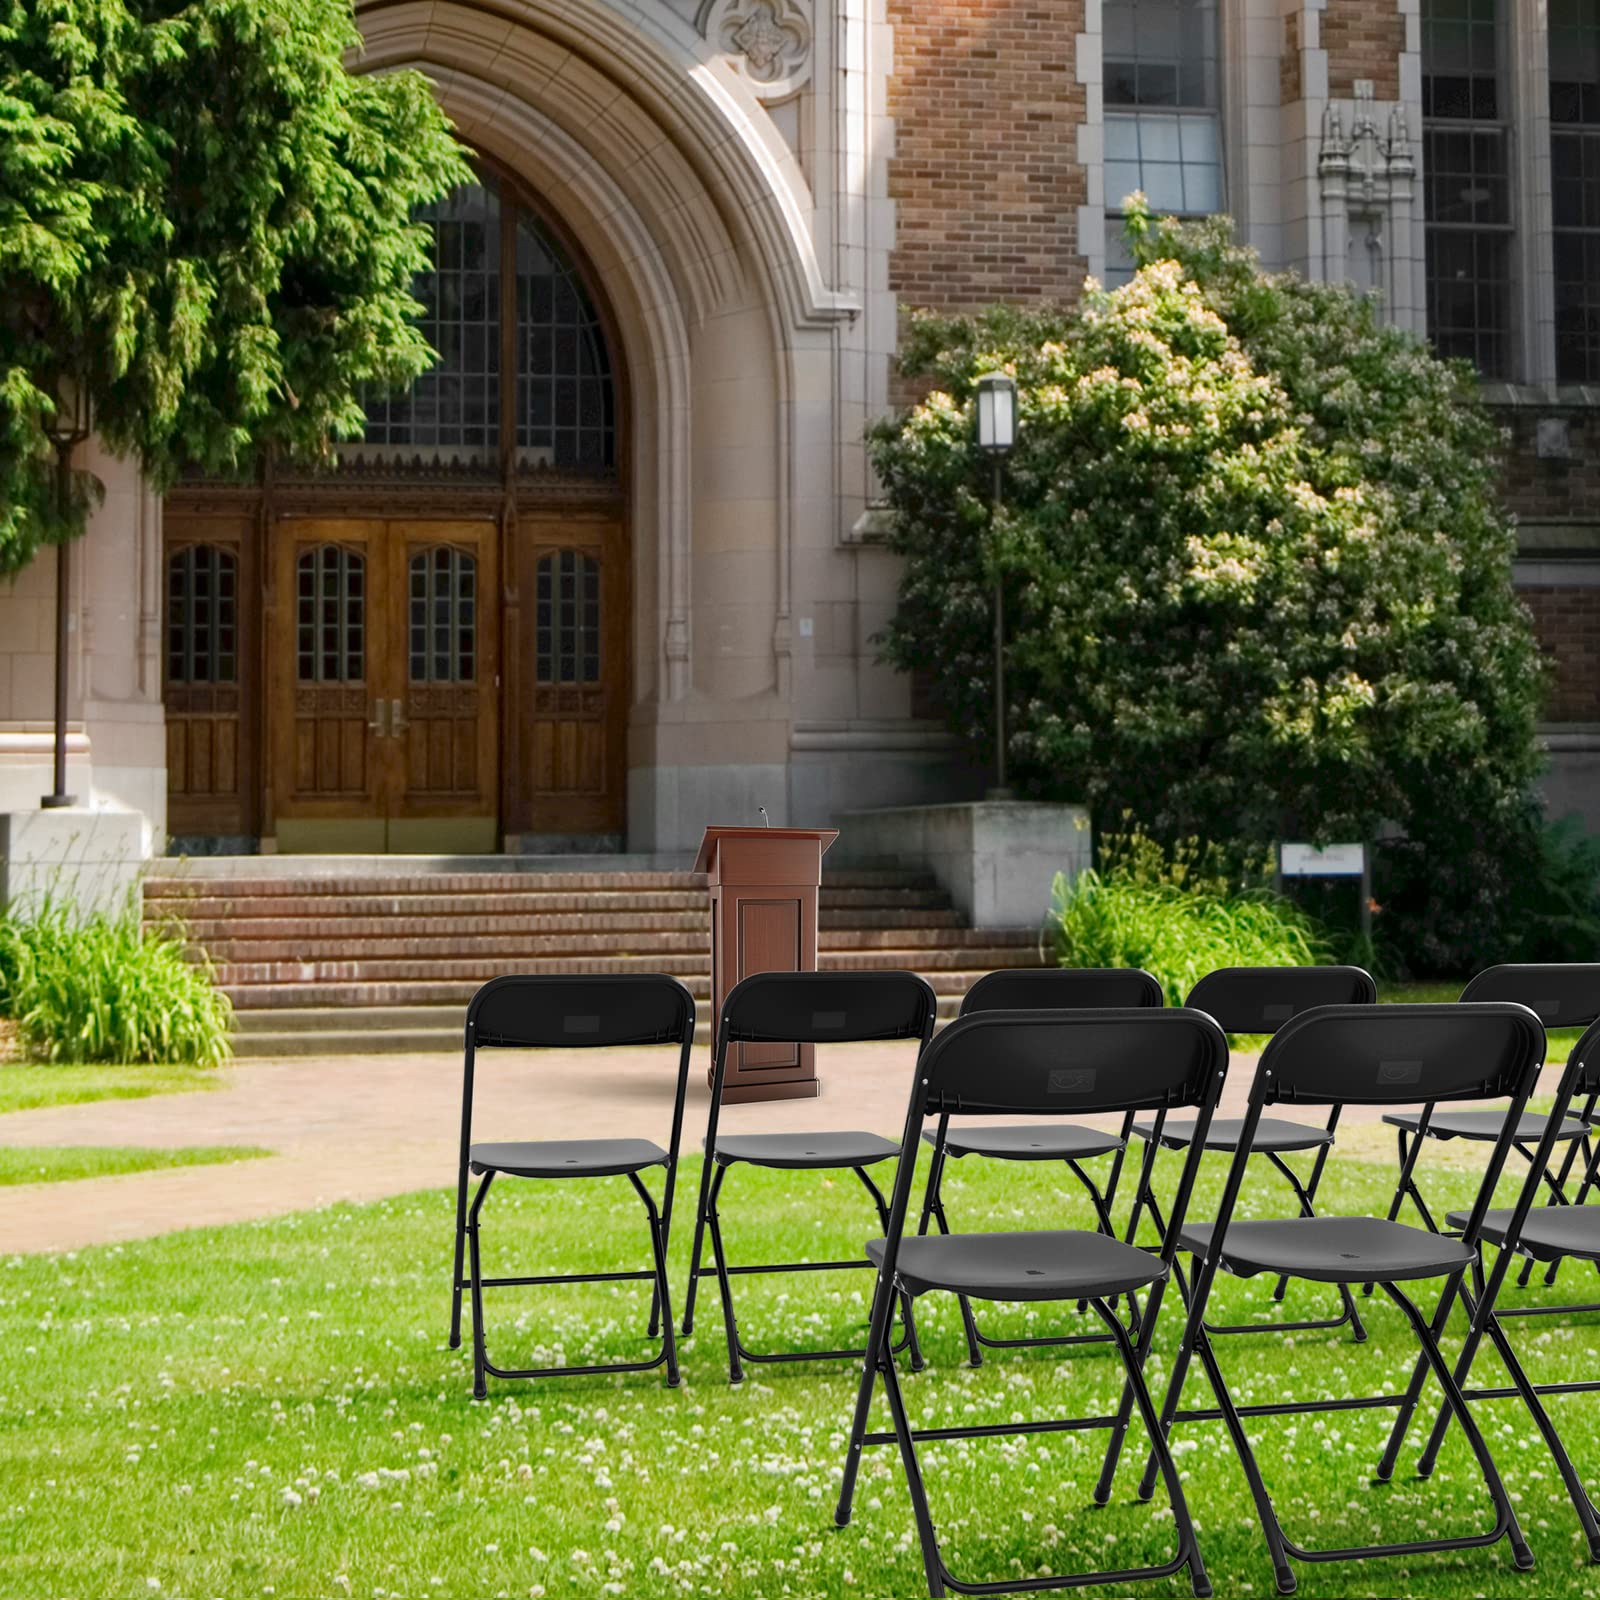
[0,898,232,1067]
[1049,825,1330,1007]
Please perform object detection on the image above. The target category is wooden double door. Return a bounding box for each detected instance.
[271,519,499,853]
[164,509,629,851]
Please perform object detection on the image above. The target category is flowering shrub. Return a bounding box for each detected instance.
[873,203,1551,970]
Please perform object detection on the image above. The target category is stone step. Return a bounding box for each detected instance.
[212,945,1044,988]
[226,967,1003,1014]
[192,926,1038,962]
[145,866,937,899]
[170,906,972,942]
[230,992,979,1057]
[147,886,955,921]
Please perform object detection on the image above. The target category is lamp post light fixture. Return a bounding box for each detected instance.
[41,372,92,811]
[975,371,1017,800]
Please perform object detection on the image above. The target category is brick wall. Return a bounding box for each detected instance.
[1520,587,1600,722]
[1320,0,1405,101]
[1281,10,1302,104]
[887,0,1088,312]
[1499,410,1600,527]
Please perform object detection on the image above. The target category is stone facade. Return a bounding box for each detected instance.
[3,0,1595,869]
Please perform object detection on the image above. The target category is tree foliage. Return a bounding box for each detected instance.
[873,203,1556,970]
[0,0,471,569]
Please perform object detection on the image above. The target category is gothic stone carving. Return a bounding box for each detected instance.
[697,0,812,102]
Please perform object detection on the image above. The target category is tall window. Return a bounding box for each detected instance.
[1551,0,1600,381]
[358,172,616,469]
[1103,0,1223,284]
[1422,0,1514,377]
[167,546,237,685]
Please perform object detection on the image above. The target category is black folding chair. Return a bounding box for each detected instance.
[836,1006,1228,1599]
[681,970,938,1384]
[916,966,1164,1365]
[1369,963,1600,1306]
[447,973,695,1397]
[1121,965,1376,1341]
[1377,1015,1600,1561]
[1126,1003,1546,1596]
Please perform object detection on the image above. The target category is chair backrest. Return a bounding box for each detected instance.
[869,1009,1229,1298]
[960,966,1164,1015]
[1184,964,1376,1035]
[920,1007,1228,1117]
[468,973,695,1050]
[1254,1003,1543,1109]
[1460,964,1600,1030]
[719,969,938,1046]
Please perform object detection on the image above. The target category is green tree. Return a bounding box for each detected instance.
[872,202,1554,970]
[1,0,471,569]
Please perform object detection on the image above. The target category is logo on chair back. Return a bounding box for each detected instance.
[812,1011,846,1032]
[1262,1003,1293,1024]
[1534,998,1561,1021]
[563,1015,601,1035]
[1378,1059,1423,1086]
[1049,1069,1097,1095]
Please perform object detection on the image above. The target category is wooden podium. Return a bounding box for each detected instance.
[693,825,839,1102]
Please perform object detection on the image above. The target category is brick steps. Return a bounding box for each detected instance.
[145,858,1049,1058]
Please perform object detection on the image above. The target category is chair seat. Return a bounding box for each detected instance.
[1446,1204,1600,1263]
[1179,1216,1474,1284]
[1132,1115,1333,1153]
[1382,1108,1591,1143]
[711,1130,900,1170]
[470,1138,667,1179]
[923,1122,1122,1161]
[866,1229,1165,1303]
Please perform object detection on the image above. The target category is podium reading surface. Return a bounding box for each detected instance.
[693,825,839,1103]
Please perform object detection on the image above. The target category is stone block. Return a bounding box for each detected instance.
[835,801,1092,929]
[0,808,148,917]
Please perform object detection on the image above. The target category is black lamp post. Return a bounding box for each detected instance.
[975,370,1017,800]
[41,373,91,810]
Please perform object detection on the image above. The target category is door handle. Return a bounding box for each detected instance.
[390,698,410,737]
[368,699,389,738]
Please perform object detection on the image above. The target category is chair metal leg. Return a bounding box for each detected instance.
[704,1164,745,1384]
[629,1171,680,1388]
[466,1170,495,1399]
[920,1148,983,1366]
[681,1146,717,1337]
[876,1324,948,1599]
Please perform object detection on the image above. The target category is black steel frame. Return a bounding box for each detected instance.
[917,1112,1135,1364]
[912,969,1165,1366]
[681,971,938,1385]
[447,974,697,1397]
[1378,1017,1600,1561]
[1365,964,1600,1311]
[1119,966,1378,1344]
[835,1006,1230,1600]
[1116,1002,1547,1597]
[1122,1105,1367,1340]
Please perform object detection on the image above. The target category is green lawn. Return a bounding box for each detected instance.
[2,1143,1600,1599]
[0,1144,268,1186]
[0,1061,221,1115]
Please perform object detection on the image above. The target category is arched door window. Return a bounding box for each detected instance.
[296,545,366,682]
[167,545,238,684]
[536,549,602,684]
[410,547,478,683]
[358,172,615,470]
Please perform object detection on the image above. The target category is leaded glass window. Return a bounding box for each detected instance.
[1103,0,1223,285]
[296,546,365,683]
[535,551,601,685]
[362,179,502,453]
[409,547,477,683]
[1423,0,1514,377]
[167,546,237,684]
[357,172,616,470]
[1552,0,1600,381]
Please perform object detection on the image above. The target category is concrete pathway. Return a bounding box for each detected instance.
[0,1043,1534,1256]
